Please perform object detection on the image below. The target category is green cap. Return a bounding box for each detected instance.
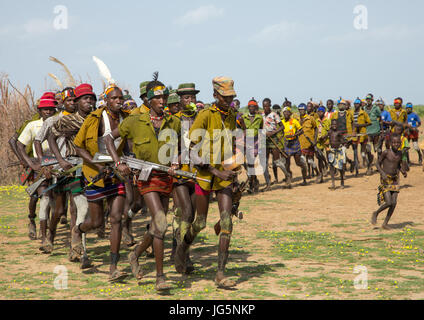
[177,83,200,95]
[167,90,180,105]
[139,81,149,98]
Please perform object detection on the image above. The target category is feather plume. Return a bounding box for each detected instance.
[92,56,115,85]
[48,73,64,90]
[49,56,76,87]
[152,71,159,82]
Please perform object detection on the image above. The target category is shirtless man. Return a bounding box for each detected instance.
[327,119,347,190]
[371,133,407,229]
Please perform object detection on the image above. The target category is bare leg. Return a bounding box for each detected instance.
[215,187,236,288]
[382,193,398,229]
[371,191,392,225]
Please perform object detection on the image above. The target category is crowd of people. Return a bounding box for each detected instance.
[7,71,423,291]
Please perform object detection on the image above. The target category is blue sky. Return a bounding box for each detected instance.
[1,0,423,106]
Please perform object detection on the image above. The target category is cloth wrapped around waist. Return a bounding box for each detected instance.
[327,147,346,170]
[377,174,400,205]
[137,170,173,195]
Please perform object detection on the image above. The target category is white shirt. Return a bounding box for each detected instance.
[18,119,50,157]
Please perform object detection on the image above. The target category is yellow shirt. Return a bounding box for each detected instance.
[299,114,317,149]
[281,118,302,140]
[351,109,371,143]
[316,117,331,150]
[130,104,150,115]
[188,106,236,191]
[119,113,181,165]
[74,107,126,187]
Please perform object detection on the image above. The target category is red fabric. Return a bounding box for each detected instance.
[405,130,419,141]
[75,83,96,99]
[195,183,212,196]
[301,147,315,156]
[38,92,57,108]
[137,171,173,195]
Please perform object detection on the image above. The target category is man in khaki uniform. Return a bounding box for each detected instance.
[175,76,238,288]
[110,78,181,291]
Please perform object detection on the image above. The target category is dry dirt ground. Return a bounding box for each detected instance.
[0,150,423,300]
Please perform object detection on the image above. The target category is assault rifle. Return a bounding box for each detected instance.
[121,155,212,183]
[25,157,82,196]
[305,136,328,166]
[83,153,126,190]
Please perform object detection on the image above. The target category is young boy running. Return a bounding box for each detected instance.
[371,133,407,229]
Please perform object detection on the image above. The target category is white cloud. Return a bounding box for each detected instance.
[249,21,303,44]
[23,19,53,35]
[175,5,224,26]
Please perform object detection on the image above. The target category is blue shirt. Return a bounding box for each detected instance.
[407,112,421,128]
[380,110,392,130]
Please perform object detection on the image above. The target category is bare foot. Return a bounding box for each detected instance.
[382,224,392,230]
[371,212,378,225]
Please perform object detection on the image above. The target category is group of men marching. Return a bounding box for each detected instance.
[8,73,422,291]
[9,76,241,291]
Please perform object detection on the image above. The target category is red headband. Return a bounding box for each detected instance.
[248,100,258,107]
[394,99,402,104]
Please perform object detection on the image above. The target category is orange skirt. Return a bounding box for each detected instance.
[137,171,173,195]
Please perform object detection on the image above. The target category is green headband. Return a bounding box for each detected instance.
[147,85,170,100]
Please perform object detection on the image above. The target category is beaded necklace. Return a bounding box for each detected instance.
[211,104,230,116]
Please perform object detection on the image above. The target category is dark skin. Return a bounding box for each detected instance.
[263,101,284,185]
[17,107,56,172]
[390,101,407,129]
[246,105,263,192]
[377,103,392,151]
[282,110,307,185]
[299,109,318,178]
[371,135,406,229]
[352,103,372,175]
[173,91,199,269]
[327,100,334,113]
[184,90,236,286]
[46,95,93,247]
[168,102,180,115]
[16,107,56,243]
[314,109,328,183]
[328,120,347,190]
[109,93,178,287]
[10,111,42,238]
[74,89,126,277]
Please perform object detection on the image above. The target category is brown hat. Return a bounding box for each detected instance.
[212,77,236,97]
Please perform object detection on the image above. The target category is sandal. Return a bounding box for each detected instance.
[39,238,53,254]
[109,269,128,282]
[215,276,236,288]
[128,252,143,280]
[28,221,37,240]
[71,226,83,257]
[155,275,172,291]
[122,228,136,247]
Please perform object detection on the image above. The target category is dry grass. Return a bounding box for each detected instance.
[0,74,37,185]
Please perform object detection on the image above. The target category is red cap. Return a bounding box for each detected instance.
[75,83,96,100]
[38,92,57,109]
